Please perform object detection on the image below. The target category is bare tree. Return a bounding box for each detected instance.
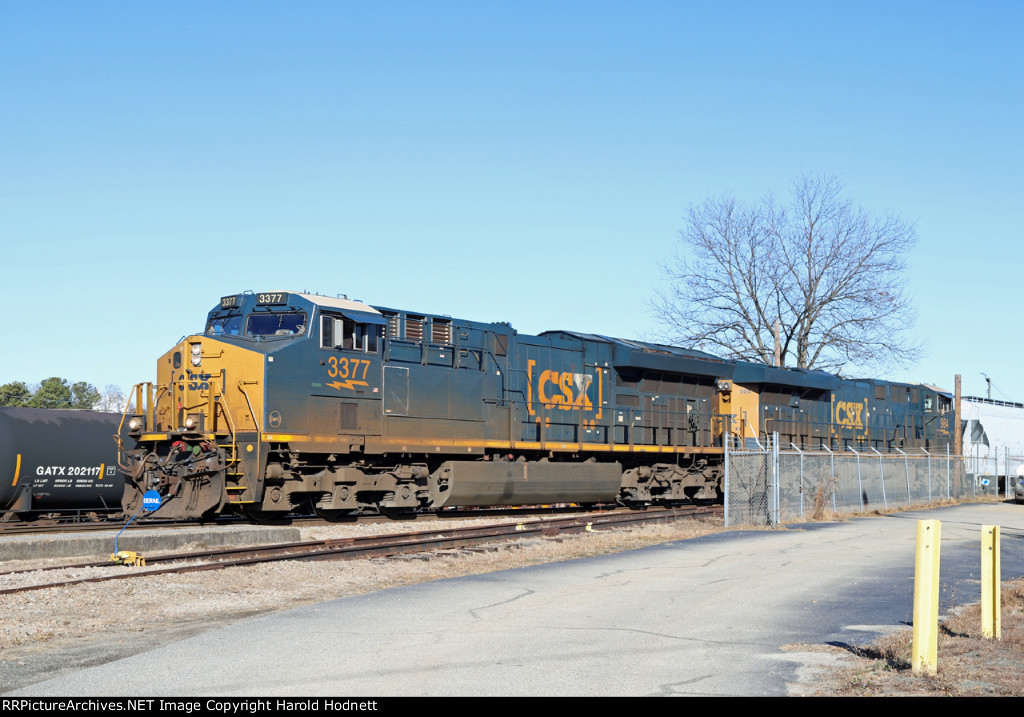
[652,174,919,374]
[95,384,130,413]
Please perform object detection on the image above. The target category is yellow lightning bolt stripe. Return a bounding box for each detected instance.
[326,380,370,391]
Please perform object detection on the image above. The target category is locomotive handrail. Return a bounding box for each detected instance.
[116,382,156,471]
[210,379,240,479]
[236,381,260,433]
[520,400,718,450]
[233,381,259,490]
[762,415,951,455]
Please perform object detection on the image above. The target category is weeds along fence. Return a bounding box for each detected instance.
[724,433,1022,527]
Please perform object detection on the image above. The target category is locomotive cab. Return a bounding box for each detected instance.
[120,291,386,519]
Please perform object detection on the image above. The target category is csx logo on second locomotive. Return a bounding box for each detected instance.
[177,372,213,391]
[536,370,594,411]
[834,400,866,429]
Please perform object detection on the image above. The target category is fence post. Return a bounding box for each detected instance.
[973,447,978,499]
[724,429,730,528]
[895,446,910,505]
[831,444,836,511]
[792,442,805,518]
[772,432,780,526]
[946,444,951,500]
[821,443,836,512]
[870,446,887,509]
[849,446,864,511]
[921,448,932,503]
[1006,448,1011,500]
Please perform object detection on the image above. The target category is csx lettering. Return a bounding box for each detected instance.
[177,371,212,392]
[537,370,594,412]
[174,372,211,389]
[834,401,865,428]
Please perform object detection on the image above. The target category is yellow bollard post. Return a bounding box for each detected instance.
[981,525,1001,639]
[912,519,940,674]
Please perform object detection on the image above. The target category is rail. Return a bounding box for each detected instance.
[0,506,721,596]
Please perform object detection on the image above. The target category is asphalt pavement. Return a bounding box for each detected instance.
[11,502,1024,697]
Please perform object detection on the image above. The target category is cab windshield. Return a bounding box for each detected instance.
[245,312,307,337]
[206,313,243,336]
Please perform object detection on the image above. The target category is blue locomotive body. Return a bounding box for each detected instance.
[119,292,956,519]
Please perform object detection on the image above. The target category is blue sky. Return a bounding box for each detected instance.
[1,1,1021,402]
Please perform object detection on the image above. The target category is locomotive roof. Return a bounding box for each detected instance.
[542,331,842,388]
[296,293,383,316]
[732,361,839,390]
[540,331,725,361]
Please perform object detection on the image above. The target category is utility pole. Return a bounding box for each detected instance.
[773,320,781,367]
[954,374,962,498]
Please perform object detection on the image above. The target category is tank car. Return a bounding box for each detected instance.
[119,291,957,519]
[1,407,126,519]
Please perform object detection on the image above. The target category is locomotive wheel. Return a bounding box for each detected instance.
[303,495,356,522]
[379,506,419,520]
[236,504,290,525]
[311,505,356,522]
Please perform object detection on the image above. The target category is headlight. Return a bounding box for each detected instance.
[190,343,202,367]
[128,416,143,431]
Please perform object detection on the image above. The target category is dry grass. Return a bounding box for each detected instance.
[810,472,838,521]
[810,581,1024,696]
[781,496,985,527]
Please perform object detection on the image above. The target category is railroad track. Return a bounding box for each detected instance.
[0,505,721,596]
[0,504,626,536]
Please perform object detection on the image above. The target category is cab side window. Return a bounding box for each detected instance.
[321,314,380,353]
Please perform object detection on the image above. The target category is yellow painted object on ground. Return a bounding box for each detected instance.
[981,525,1001,639]
[912,519,940,674]
[110,550,146,567]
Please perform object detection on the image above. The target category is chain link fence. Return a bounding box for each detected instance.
[724,448,774,527]
[966,451,1024,501]
[1008,455,1024,503]
[724,434,1018,527]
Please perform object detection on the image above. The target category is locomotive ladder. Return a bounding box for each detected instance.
[206,379,256,505]
[221,441,255,504]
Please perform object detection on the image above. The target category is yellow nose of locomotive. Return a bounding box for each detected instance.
[120,335,266,519]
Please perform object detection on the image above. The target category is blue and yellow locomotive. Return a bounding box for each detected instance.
[119,291,956,519]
